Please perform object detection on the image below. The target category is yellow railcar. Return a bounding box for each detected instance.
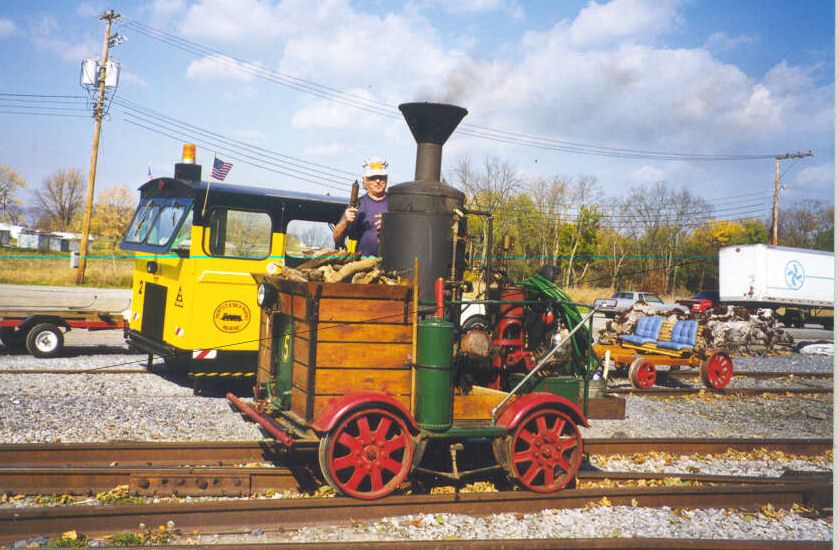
[120,151,345,381]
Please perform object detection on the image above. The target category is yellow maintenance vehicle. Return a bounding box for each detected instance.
[120,146,346,383]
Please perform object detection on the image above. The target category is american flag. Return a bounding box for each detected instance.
[211,157,233,180]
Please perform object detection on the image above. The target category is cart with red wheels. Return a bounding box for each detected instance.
[594,343,734,390]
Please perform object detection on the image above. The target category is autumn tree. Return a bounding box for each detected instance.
[91,185,136,251]
[34,169,85,231]
[778,200,833,251]
[0,165,25,224]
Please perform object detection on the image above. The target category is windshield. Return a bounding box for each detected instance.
[121,198,193,254]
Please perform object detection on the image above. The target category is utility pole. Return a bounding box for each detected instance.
[76,10,120,285]
[770,150,813,246]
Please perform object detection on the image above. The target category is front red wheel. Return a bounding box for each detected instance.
[318,407,414,500]
[628,358,656,389]
[701,351,734,389]
[507,408,582,492]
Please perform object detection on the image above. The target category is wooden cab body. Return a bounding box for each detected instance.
[258,278,415,422]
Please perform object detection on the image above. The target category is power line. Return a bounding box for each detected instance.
[121,18,778,162]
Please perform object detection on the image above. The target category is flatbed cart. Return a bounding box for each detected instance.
[593,342,734,390]
[0,306,127,358]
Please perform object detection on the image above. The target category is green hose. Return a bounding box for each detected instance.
[519,275,597,376]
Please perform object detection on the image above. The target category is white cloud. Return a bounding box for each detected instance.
[179,0,289,44]
[28,15,99,62]
[704,31,757,53]
[303,143,350,157]
[170,0,831,202]
[0,18,18,38]
[185,55,259,83]
[119,70,150,88]
[567,0,682,48]
[152,0,188,17]
[794,163,833,190]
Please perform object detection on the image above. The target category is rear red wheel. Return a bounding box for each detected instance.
[700,351,733,389]
[318,407,414,500]
[628,358,656,389]
[507,408,582,492]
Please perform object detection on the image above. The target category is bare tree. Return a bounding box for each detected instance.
[622,182,709,293]
[0,165,25,223]
[34,169,85,231]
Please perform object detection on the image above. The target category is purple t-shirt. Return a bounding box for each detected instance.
[346,194,388,256]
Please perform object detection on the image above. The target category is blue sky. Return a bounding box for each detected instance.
[0,0,833,222]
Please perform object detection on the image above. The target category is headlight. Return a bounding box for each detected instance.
[257,282,276,308]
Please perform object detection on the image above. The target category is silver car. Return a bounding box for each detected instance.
[593,291,687,318]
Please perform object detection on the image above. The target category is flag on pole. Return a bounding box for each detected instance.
[211,157,233,180]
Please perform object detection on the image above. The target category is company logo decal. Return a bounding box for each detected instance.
[785,260,805,290]
[213,300,251,333]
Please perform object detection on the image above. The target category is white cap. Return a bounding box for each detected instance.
[363,157,388,178]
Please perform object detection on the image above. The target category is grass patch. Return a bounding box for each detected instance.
[0,247,133,288]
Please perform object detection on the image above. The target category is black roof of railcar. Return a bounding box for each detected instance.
[138,177,348,226]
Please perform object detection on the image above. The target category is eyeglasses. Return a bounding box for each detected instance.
[367,176,388,182]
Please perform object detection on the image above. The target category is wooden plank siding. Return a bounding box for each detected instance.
[266,278,415,422]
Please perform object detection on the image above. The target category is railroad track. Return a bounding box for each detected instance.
[1,438,829,467]
[1,480,830,543]
[0,368,151,375]
[665,370,832,380]
[0,438,829,498]
[1,439,830,546]
[608,386,832,396]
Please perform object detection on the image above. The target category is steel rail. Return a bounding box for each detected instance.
[607,387,832,396]
[1,482,830,542]
[0,438,830,467]
[0,464,828,497]
[662,370,833,380]
[142,540,833,550]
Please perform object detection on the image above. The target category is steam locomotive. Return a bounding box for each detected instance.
[228,102,601,499]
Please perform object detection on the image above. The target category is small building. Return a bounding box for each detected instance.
[18,230,50,251]
[0,229,9,247]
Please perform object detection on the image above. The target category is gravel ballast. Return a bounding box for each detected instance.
[0,327,832,546]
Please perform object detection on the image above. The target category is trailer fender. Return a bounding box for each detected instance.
[496,392,588,430]
[311,391,419,434]
[18,316,70,333]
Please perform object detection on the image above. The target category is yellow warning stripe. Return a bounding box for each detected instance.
[191,372,255,378]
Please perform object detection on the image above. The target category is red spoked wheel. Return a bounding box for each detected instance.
[318,407,414,500]
[700,350,734,389]
[507,408,582,492]
[628,357,656,389]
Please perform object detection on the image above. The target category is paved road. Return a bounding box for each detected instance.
[0,284,131,313]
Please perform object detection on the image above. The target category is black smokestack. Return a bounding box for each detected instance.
[399,102,468,183]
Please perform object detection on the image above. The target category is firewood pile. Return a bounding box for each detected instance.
[275,250,401,285]
[597,303,794,355]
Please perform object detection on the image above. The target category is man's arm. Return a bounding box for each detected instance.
[332,207,358,245]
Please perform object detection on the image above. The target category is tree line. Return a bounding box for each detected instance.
[452,157,833,294]
[0,159,832,295]
[0,165,135,252]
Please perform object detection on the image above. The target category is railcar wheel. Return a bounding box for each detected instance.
[700,350,733,389]
[628,358,656,389]
[0,328,25,351]
[318,407,414,500]
[25,323,64,358]
[506,408,582,492]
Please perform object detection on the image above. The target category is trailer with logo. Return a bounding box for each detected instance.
[718,245,834,329]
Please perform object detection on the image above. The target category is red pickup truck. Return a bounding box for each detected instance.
[676,290,719,313]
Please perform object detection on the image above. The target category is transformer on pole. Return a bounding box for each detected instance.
[75,9,122,285]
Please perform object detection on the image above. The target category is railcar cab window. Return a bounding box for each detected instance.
[205,207,271,259]
[285,219,332,266]
[121,198,193,254]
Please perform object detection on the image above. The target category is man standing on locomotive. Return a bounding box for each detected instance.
[332,157,389,256]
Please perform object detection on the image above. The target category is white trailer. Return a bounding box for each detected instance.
[719,244,834,328]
